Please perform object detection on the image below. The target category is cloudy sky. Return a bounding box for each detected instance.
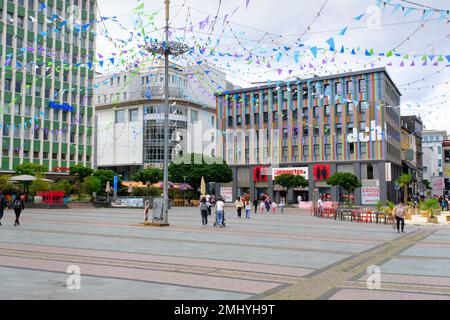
[97,0,449,131]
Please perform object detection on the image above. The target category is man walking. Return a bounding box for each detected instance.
[0,191,7,226]
[9,194,25,227]
[393,203,406,234]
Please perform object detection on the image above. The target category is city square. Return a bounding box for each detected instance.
[0,207,449,300]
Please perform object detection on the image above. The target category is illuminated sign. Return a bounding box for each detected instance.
[347,120,383,143]
[254,167,269,182]
[53,167,70,173]
[49,101,75,112]
[272,167,309,179]
[313,165,331,181]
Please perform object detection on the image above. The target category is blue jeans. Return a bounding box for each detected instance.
[246,209,251,219]
[217,211,224,225]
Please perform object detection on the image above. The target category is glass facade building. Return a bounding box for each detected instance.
[0,0,96,174]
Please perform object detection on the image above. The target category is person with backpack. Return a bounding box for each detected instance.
[9,194,25,227]
[199,197,210,226]
[0,191,7,226]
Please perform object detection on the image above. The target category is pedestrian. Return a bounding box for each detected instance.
[393,203,406,233]
[206,195,212,216]
[253,198,259,215]
[317,198,324,218]
[144,198,150,222]
[199,197,209,226]
[234,197,244,219]
[215,197,225,227]
[9,194,25,227]
[259,200,266,214]
[297,195,302,204]
[0,191,7,226]
[271,201,278,214]
[279,198,285,214]
[265,198,271,214]
[245,199,252,219]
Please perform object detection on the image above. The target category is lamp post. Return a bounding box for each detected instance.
[145,0,189,224]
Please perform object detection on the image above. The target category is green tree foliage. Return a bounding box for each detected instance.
[51,180,73,196]
[420,199,441,218]
[70,165,94,183]
[169,154,233,189]
[0,175,19,194]
[29,180,51,194]
[327,173,362,205]
[131,168,163,187]
[15,163,48,177]
[93,169,123,196]
[398,173,412,204]
[82,176,102,195]
[274,174,309,193]
[131,187,162,197]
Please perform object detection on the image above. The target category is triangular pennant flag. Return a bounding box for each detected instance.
[392,3,402,14]
[310,47,318,59]
[365,49,371,56]
[354,13,365,21]
[338,27,348,36]
[326,38,335,51]
[386,50,393,57]
[340,46,345,54]
[351,48,356,55]
[410,61,415,66]
[400,61,405,67]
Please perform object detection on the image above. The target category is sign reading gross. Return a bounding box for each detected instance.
[361,187,380,205]
[220,187,233,203]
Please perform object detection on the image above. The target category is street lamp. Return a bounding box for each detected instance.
[145,0,189,224]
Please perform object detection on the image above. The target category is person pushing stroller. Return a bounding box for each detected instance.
[214,197,226,228]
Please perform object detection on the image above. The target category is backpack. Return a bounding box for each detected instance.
[13,199,22,210]
[200,202,209,212]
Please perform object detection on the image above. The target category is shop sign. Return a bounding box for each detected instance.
[385,163,392,182]
[313,164,331,181]
[53,167,70,173]
[272,167,308,179]
[220,187,233,203]
[49,101,75,112]
[361,186,380,205]
[431,177,445,190]
[347,120,383,143]
[253,166,269,182]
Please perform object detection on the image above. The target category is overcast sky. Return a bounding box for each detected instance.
[97,0,449,132]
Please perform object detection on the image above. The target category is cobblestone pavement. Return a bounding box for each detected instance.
[0,207,449,300]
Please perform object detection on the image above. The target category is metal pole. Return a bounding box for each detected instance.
[162,0,170,224]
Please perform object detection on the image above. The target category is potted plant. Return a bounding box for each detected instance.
[420,199,441,224]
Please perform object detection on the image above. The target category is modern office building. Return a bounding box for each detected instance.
[95,61,233,180]
[216,68,403,205]
[0,0,96,176]
[422,130,447,182]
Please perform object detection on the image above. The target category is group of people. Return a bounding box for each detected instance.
[0,192,25,227]
[199,195,225,227]
[438,195,450,211]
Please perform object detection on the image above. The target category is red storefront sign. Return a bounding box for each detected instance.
[53,167,70,173]
[313,165,331,181]
[254,167,269,182]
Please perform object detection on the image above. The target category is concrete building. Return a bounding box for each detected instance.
[94,61,232,180]
[422,130,447,182]
[216,68,403,205]
[0,0,97,176]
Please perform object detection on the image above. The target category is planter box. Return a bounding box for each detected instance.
[428,217,439,224]
[409,216,428,224]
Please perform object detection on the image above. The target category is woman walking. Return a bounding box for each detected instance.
[393,203,406,234]
[9,194,25,227]
[245,199,252,219]
[234,197,244,219]
[199,197,210,226]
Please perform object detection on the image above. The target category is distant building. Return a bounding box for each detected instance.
[94,61,234,180]
[422,130,446,182]
[400,116,423,194]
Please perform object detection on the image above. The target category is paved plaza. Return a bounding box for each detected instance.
[0,207,450,300]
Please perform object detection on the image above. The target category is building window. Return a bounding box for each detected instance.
[367,164,374,180]
[335,104,342,115]
[115,110,125,123]
[335,124,342,134]
[360,143,367,155]
[314,145,320,158]
[191,110,198,123]
[360,121,366,131]
[324,105,331,116]
[347,103,354,115]
[129,109,139,122]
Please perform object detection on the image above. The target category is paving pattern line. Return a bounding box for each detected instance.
[259,229,435,300]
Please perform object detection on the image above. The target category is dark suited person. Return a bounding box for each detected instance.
[0,192,7,226]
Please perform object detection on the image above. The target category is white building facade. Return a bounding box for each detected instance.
[422,130,447,182]
[94,61,230,180]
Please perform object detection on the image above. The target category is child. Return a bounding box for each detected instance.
[271,201,278,214]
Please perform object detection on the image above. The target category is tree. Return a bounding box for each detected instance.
[29,180,51,194]
[169,154,233,190]
[93,169,123,196]
[420,199,440,219]
[70,165,94,195]
[51,180,73,196]
[274,174,309,199]
[15,163,48,176]
[398,173,412,204]
[327,173,362,205]
[131,168,163,188]
[82,176,102,195]
[422,180,432,191]
[0,175,19,194]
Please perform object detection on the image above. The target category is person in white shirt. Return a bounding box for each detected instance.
[216,198,225,227]
[317,198,324,218]
[297,195,302,204]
